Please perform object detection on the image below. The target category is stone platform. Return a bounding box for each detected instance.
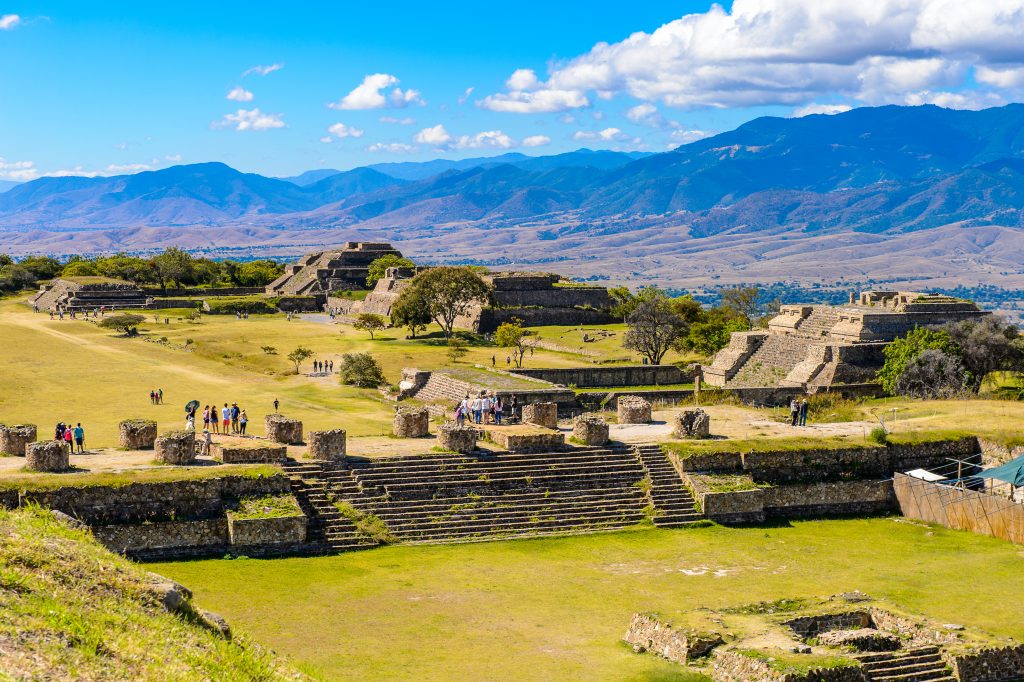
[481,424,566,453]
[211,437,287,464]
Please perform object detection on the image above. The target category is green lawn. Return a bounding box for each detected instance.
[155,518,1024,682]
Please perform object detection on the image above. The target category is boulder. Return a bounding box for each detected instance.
[572,415,609,446]
[308,429,346,461]
[393,408,430,438]
[25,440,69,472]
[617,395,652,424]
[437,423,477,454]
[673,409,711,439]
[265,415,303,444]
[522,402,558,429]
[119,419,157,450]
[0,424,37,456]
[155,431,196,465]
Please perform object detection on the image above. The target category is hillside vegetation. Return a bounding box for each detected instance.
[0,506,303,681]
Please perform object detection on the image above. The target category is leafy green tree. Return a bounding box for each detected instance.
[682,315,749,357]
[98,313,146,337]
[446,337,468,363]
[151,247,194,290]
[366,254,415,287]
[719,286,778,326]
[0,264,37,292]
[0,254,12,268]
[19,256,62,281]
[287,346,314,373]
[623,289,689,365]
[608,286,638,320]
[895,349,969,399]
[399,267,491,339]
[944,315,1024,392]
[390,285,431,338]
[61,260,99,277]
[235,260,284,287]
[353,313,387,340]
[339,352,386,388]
[877,328,961,395]
[95,254,155,284]
[495,319,530,368]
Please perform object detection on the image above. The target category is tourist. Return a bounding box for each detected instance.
[509,395,518,423]
[789,398,800,427]
[221,403,231,434]
[63,425,73,452]
[210,403,220,434]
[471,395,482,424]
[329,360,334,373]
[54,422,64,441]
[202,405,211,431]
[239,408,248,435]
[487,393,497,424]
[200,428,212,457]
[273,397,280,413]
[799,398,809,427]
[149,390,155,405]
[73,423,84,453]
[455,401,466,427]
[158,388,164,404]
[49,311,53,320]
[231,403,240,433]
[185,411,195,431]
[491,355,496,367]
[494,396,504,425]
[506,356,511,367]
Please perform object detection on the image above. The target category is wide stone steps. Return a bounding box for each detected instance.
[856,647,952,682]
[727,334,811,387]
[794,306,841,338]
[369,491,645,519]
[391,512,644,543]
[633,445,702,527]
[374,499,646,530]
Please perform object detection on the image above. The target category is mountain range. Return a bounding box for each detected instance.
[2,104,1024,289]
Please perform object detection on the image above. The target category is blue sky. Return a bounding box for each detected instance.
[2,0,1023,180]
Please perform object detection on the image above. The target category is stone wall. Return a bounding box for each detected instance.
[276,295,324,312]
[687,475,765,523]
[784,611,872,639]
[213,442,287,464]
[522,402,558,428]
[617,396,652,424]
[0,424,37,455]
[947,645,1024,682]
[470,306,615,333]
[92,519,228,557]
[623,613,723,665]
[486,429,565,453]
[265,415,303,444]
[308,429,346,461]
[393,408,430,437]
[148,286,264,297]
[712,649,865,682]
[119,419,157,450]
[437,423,477,453]
[156,431,195,465]
[572,415,609,446]
[978,438,1024,466]
[227,514,306,547]
[25,441,69,472]
[509,365,690,388]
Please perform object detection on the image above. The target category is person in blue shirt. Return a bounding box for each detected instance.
[72,423,85,454]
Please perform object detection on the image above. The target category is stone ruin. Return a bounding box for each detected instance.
[213,441,287,464]
[30,277,151,312]
[25,440,70,472]
[704,290,989,391]
[0,424,37,456]
[393,407,430,438]
[617,395,652,424]
[572,415,609,446]
[156,431,196,465]
[522,402,558,429]
[673,409,710,439]
[308,429,346,461]
[266,242,403,296]
[437,422,477,454]
[265,415,303,444]
[119,419,157,450]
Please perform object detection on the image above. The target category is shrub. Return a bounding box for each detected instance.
[353,313,387,340]
[339,352,386,388]
[868,427,889,445]
[98,313,146,336]
[446,338,468,362]
[204,296,279,315]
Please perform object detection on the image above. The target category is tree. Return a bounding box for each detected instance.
[339,352,386,388]
[877,328,960,395]
[720,286,775,324]
[682,315,749,357]
[623,290,689,365]
[151,247,194,290]
[400,267,491,339]
[98,313,146,337]
[944,315,1024,392]
[895,349,969,399]
[495,319,530,368]
[19,256,62,281]
[0,264,37,292]
[390,285,432,338]
[95,254,155,284]
[287,346,314,373]
[366,254,415,287]
[61,260,99,277]
[446,337,468,363]
[608,286,639,320]
[235,260,285,287]
[353,313,387,340]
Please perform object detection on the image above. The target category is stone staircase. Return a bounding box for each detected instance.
[727,334,811,387]
[855,646,955,682]
[283,461,380,553]
[633,444,703,527]
[794,305,841,339]
[410,372,484,404]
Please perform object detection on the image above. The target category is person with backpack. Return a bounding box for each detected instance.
[238,409,248,435]
[72,423,85,453]
[494,396,504,425]
[789,398,800,427]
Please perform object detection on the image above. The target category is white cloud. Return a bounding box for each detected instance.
[626,103,658,124]
[903,89,1006,110]
[522,135,551,147]
[380,116,416,125]
[326,122,364,138]
[792,103,854,117]
[368,142,417,154]
[458,87,474,105]
[330,73,424,110]
[668,129,713,145]
[414,124,453,146]
[574,127,629,142]
[0,14,20,30]
[106,163,154,174]
[215,108,286,131]
[242,63,283,77]
[480,0,1024,113]
[165,154,183,163]
[226,86,254,102]
[320,136,333,144]
[454,130,515,150]
[0,157,37,181]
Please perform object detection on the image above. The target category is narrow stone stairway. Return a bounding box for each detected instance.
[632,444,703,527]
[283,460,379,553]
[855,646,955,682]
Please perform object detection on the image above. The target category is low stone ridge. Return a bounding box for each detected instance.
[265,415,303,444]
[617,395,652,424]
[308,429,346,461]
[155,431,195,465]
[572,415,609,446]
[522,402,558,429]
[0,424,37,455]
[213,441,287,464]
[624,613,724,664]
[673,409,710,439]
[817,628,901,652]
[25,440,69,472]
[486,428,565,453]
[119,419,157,450]
[393,408,430,438]
[437,423,477,454]
[227,515,307,547]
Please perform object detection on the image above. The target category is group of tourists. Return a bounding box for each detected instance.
[47,306,111,320]
[194,403,249,435]
[149,389,164,404]
[312,360,333,374]
[455,392,518,427]
[234,311,251,320]
[789,398,810,427]
[53,422,85,454]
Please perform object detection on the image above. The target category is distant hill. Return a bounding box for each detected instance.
[277,168,344,186]
[0,180,19,194]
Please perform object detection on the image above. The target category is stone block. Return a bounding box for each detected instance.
[25,440,70,472]
[817,628,901,652]
[213,442,287,464]
[673,409,710,439]
[119,419,157,450]
[437,423,477,454]
[0,424,37,456]
[487,429,565,453]
[572,415,609,446]
[308,429,346,461]
[393,408,430,438]
[155,431,196,465]
[617,395,652,424]
[522,402,558,429]
[265,415,303,444]
[227,515,307,546]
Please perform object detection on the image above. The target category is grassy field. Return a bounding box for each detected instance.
[156,518,1024,682]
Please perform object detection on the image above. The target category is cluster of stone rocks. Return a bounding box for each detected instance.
[572,415,609,446]
[617,395,652,424]
[393,407,430,438]
[437,423,477,454]
[26,440,70,472]
[673,409,710,439]
[265,415,303,444]
[119,419,157,450]
[308,429,346,461]
[522,402,558,429]
[156,431,196,465]
[0,424,37,456]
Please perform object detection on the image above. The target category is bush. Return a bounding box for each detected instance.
[204,296,279,315]
[339,353,386,388]
[868,427,889,445]
[98,313,146,336]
